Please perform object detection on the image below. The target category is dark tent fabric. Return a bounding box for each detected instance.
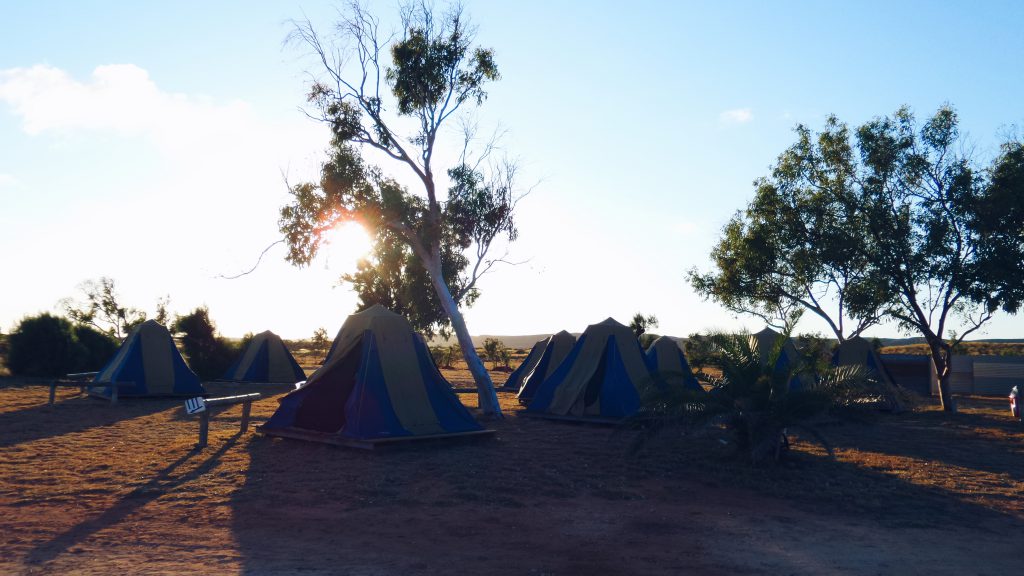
[527,318,651,420]
[752,327,814,390]
[645,336,702,392]
[261,305,483,442]
[832,336,897,387]
[517,330,576,402]
[222,330,305,383]
[501,339,546,390]
[92,320,205,398]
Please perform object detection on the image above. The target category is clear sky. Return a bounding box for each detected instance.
[2,1,1022,340]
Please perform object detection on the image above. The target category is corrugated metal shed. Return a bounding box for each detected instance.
[880,355,931,396]
[949,356,974,394]
[972,356,1024,396]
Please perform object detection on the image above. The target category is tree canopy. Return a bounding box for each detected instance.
[59,277,169,339]
[688,117,888,341]
[280,1,520,417]
[691,105,1024,411]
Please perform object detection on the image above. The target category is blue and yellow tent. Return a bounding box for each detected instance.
[501,338,545,390]
[527,319,651,420]
[260,305,486,446]
[832,336,896,387]
[222,330,305,383]
[516,330,575,402]
[92,320,205,398]
[645,336,703,392]
[753,327,815,390]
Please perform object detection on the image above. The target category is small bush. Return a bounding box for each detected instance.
[6,313,118,377]
[172,307,238,380]
[73,325,119,371]
[483,338,508,370]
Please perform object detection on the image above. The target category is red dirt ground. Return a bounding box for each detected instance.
[1,370,1021,575]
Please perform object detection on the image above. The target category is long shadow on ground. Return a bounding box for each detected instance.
[0,387,174,449]
[228,400,1024,575]
[24,434,241,568]
[816,408,1024,485]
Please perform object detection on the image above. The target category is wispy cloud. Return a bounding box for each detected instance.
[0,64,255,154]
[719,107,754,125]
[0,173,16,188]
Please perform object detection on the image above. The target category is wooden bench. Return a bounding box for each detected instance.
[186,393,261,449]
[48,372,99,406]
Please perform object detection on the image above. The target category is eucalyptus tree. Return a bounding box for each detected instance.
[688,117,888,341]
[692,106,1024,412]
[854,106,1024,411]
[280,2,518,417]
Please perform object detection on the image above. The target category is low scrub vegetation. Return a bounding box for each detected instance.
[627,331,904,466]
[5,313,118,377]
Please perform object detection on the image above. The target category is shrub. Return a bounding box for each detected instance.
[172,307,238,380]
[5,313,117,377]
[72,325,119,371]
[483,338,507,370]
[626,331,879,466]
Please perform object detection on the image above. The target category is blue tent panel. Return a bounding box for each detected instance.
[527,333,588,413]
[343,334,412,440]
[598,339,642,418]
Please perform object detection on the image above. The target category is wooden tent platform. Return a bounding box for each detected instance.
[257,425,495,450]
[515,410,623,426]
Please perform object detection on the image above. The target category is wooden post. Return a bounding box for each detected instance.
[198,411,210,448]
[190,393,259,450]
[49,382,57,406]
[240,400,252,433]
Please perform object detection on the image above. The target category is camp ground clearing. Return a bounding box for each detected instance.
[1,361,1022,575]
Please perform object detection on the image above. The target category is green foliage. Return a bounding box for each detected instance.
[284,3,516,415]
[626,331,886,466]
[683,333,714,372]
[60,277,148,339]
[388,3,499,117]
[171,307,237,381]
[311,327,330,362]
[282,3,522,417]
[482,337,507,370]
[629,313,658,340]
[852,107,1024,327]
[430,344,457,369]
[688,115,889,339]
[795,333,834,374]
[6,313,117,377]
[73,324,119,372]
[690,105,1024,411]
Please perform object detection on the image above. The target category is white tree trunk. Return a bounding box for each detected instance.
[928,342,957,413]
[423,256,503,419]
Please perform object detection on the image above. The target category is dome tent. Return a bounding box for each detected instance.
[752,327,815,390]
[645,336,702,392]
[833,336,896,387]
[222,330,305,383]
[516,330,576,402]
[259,305,490,448]
[91,320,205,398]
[501,338,545,391]
[527,318,652,421]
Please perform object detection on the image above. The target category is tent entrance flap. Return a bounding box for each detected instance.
[292,338,364,433]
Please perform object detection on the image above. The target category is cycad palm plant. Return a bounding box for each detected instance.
[627,330,869,465]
